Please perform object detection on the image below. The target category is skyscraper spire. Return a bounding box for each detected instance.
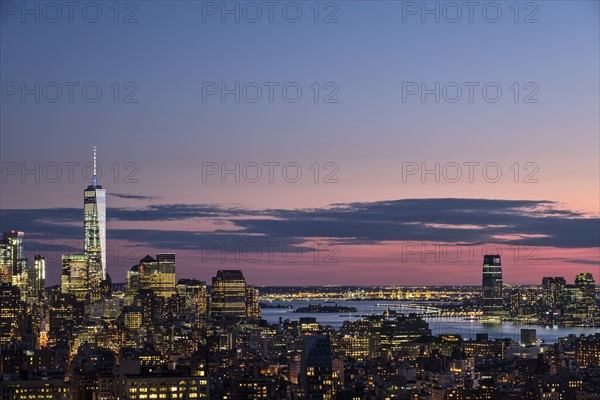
[93,145,97,188]
[84,144,107,294]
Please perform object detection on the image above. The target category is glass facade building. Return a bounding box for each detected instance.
[84,147,106,303]
[61,254,90,303]
[210,270,247,320]
[482,254,504,316]
[0,231,26,285]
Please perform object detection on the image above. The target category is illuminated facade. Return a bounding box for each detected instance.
[0,231,26,286]
[542,277,566,309]
[129,254,177,298]
[246,286,261,320]
[210,270,247,320]
[575,333,600,367]
[176,279,208,323]
[84,146,106,303]
[482,255,504,317]
[61,254,90,303]
[575,272,596,311]
[0,284,24,344]
[0,378,70,400]
[28,254,46,301]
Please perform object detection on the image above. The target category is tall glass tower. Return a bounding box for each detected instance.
[482,254,504,316]
[0,231,27,288]
[210,270,247,320]
[84,146,106,296]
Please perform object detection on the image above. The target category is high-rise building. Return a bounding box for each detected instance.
[210,270,247,320]
[542,277,566,309]
[28,255,46,301]
[245,286,261,320]
[84,146,106,299]
[0,231,26,285]
[380,313,432,355]
[128,254,177,298]
[300,334,336,399]
[510,289,523,317]
[482,255,504,317]
[61,254,90,303]
[176,279,208,321]
[0,283,25,344]
[575,272,596,311]
[48,289,85,346]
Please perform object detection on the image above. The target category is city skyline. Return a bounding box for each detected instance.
[1,160,598,286]
[1,1,599,398]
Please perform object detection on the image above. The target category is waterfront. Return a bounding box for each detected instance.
[261,300,599,343]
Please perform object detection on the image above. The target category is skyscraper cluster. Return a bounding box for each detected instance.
[481,255,598,325]
[0,148,598,398]
[0,231,45,304]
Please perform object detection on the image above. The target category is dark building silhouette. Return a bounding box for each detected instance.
[482,255,504,317]
[300,334,335,399]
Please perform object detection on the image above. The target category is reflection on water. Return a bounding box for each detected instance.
[261,300,599,343]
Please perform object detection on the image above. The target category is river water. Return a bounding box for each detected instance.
[261,300,599,343]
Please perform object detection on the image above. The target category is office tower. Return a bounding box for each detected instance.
[210,270,247,320]
[482,255,504,317]
[176,279,208,319]
[126,264,141,305]
[84,146,107,297]
[542,277,566,309]
[48,289,85,346]
[510,289,523,317]
[245,286,261,320]
[28,255,46,301]
[300,334,336,400]
[520,329,536,346]
[0,238,11,284]
[0,231,26,285]
[130,254,177,298]
[575,272,596,310]
[134,289,160,327]
[123,306,143,331]
[11,265,29,302]
[380,313,432,355]
[100,273,112,299]
[61,254,90,303]
[0,284,25,344]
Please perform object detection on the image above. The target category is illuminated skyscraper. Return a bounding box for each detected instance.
[245,286,261,320]
[61,254,90,303]
[575,272,596,312]
[26,255,45,302]
[176,279,208,320]
[542,277,566,309]
[482,255,504,317]
[0,231,26,285]
[142,254,176,298]
[127,254,177,299]
[210,270,247,320]
[84,146,106,298]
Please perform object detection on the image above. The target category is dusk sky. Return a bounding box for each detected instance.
[1,0,599,286]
